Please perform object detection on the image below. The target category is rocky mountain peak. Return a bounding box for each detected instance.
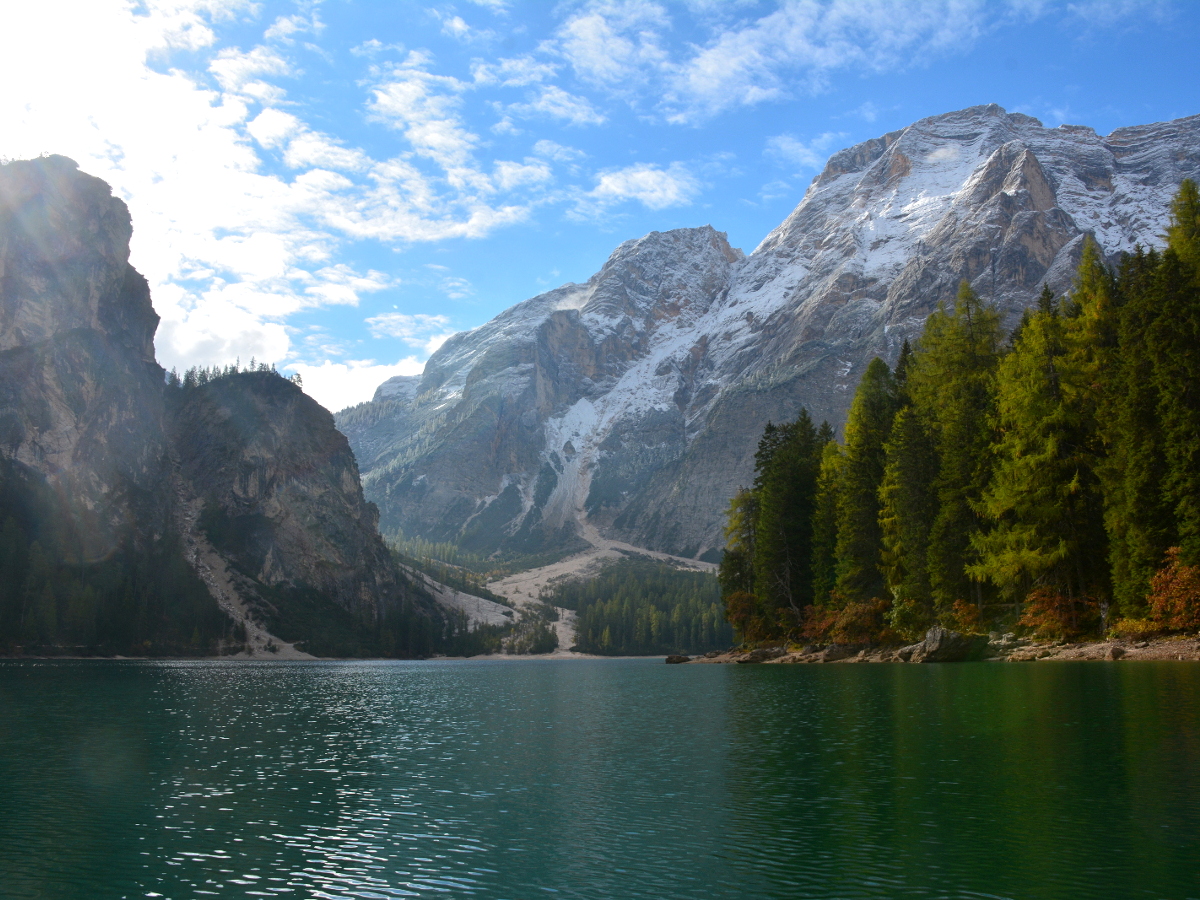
[0,156,156,360]
[340,105,1200,562]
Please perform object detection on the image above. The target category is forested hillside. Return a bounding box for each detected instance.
[543,557,730,655]
[720,181,1200,645]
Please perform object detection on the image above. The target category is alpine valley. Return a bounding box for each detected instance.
[337,104,1200,563]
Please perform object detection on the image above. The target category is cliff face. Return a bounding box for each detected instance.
[0,156,436,657]
[339,105,1200,561]
[169,372,424,654]
[0,156,172,561]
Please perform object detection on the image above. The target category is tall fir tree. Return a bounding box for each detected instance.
[1103,247,1172,612]
[970,286,1107,604]
[718,489,758,636]
[752,411,824,633]
[834,358,899,603]
[810,440,845,608]
[906,280,1002,614]
[879,405,939,638]
[1151,206,1200,565]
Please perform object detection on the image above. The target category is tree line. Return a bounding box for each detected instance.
[720,181,1200,645]
[166,358,303,389]
[544,557,731,655]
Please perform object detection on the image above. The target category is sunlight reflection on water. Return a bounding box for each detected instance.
[1,659,1199,899]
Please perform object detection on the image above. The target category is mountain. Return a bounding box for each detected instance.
[338,104,1200,562]
[0,156,439,657]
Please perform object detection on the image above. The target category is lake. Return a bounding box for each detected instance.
[1,658,1198,899]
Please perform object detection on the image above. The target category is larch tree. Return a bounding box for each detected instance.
[970,286,1107,605]
[834,358,899,603]
[906,280,1002,615]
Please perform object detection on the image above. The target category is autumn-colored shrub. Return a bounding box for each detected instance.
[799,604,838,643]
[1147,547,1200,632]
[722,590,763,642]
[942,599,984,635]
[800,598,895,645]
[1108,617,1165,641]
[1018,588,1100,641]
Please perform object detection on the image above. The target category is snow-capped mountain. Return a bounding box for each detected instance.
[336,105,1200,561]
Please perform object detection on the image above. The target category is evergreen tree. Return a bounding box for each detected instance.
[810,440,844,608]
[834,358,899,602]
[879,406,939,638]
[718,489,758,635]
[752,411,823,633]
[1151,240,1200,565]
[970,286,1107,605]
[1101,247,1170,612]
[906,280,1002,615]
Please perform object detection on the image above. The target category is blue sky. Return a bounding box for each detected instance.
[3,0,1197,410]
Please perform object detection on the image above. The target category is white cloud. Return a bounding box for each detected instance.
[0,0,566,410]
[508,85,606,125]
[366,312,457,353]
[433,10,495,43]
[293,358,426,412]
[539,0,1154,125]
[439,277,474,300]
[581,161,700,213]
[265,12,324,43]
[554,0,671,89]
[532,140,587,163]
[369,54,479,169]
[472,56,556,86]
[852,101,879,123]
[209,45,292,96]
[765,131,846,171]
[493,159,554,190]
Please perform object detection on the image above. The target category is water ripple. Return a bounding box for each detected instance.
[1,659,1199,899]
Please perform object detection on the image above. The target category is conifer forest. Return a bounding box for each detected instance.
[719,181,1200,645]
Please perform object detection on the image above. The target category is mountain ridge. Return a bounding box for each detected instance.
[338,104,1200,561]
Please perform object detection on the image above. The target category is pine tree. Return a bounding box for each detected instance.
[718,489,758,635]
[879,406,939,638]
[1151,231,1200,565]
[810,440,844,608]
[752,411,823,634]
[1102,247,1171,612]
[906,280,1002,615]
[834,358,899,602]
[970,286,1107,605]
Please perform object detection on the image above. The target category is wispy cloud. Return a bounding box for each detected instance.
[507,85,606,125]
[765,131,846,171]
[366,312,457,354]
[576,161,700,216]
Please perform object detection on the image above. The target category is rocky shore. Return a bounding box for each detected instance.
[668,627,1200,664]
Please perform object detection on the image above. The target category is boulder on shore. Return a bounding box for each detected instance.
[900,626,989,663]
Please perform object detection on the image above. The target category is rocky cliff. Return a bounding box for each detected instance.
[0,156,438,657]
[338,105,1200,561]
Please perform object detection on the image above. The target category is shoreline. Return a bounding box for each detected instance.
[684,633,1200,664]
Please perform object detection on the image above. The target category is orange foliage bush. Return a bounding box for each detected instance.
[943,599,983,634]
[1147,547,1200,632]
[800,598,895,645]
[722,590,762,642]
[1018,587,1100,641]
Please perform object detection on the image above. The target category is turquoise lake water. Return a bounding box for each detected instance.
[1,658,1198,899]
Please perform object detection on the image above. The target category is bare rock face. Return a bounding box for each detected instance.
[0,156,170,564]
[0,156,436,656]
[339,105,1200,562]
[170,373,409,629]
